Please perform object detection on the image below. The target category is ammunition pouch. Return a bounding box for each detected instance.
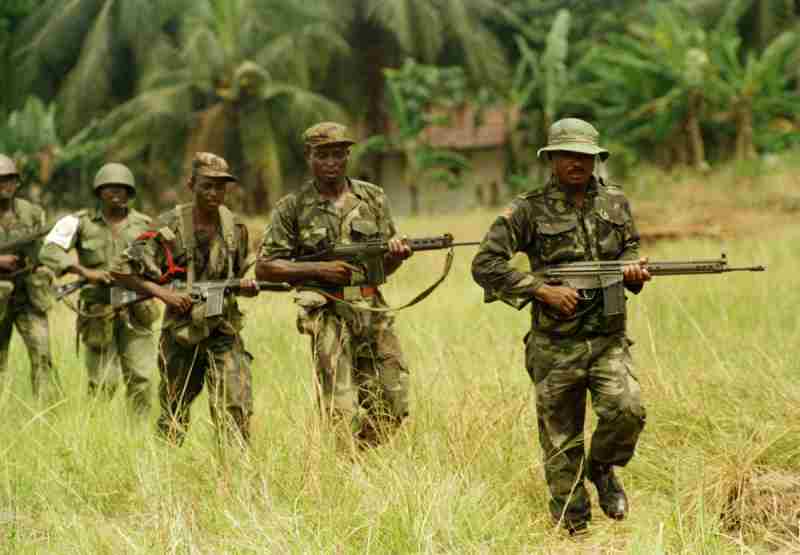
[25,266,55,313]
[0,280,14,322]
[170,298,243,347]
[129,299,161,328]
[80,304,116,349]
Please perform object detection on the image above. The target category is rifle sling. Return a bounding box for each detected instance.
[301,248,455,313]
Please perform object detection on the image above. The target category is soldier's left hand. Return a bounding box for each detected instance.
[623,256,651,284]
[387,237,413,261]
[238,278,259,297]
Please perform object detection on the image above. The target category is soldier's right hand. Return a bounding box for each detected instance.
[0,254,20,272]
[535,284,580,316]
[82,268,113,285]
[314,261,361,285]
[159,290,194,313]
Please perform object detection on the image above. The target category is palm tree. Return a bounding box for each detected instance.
[12,0,188,137]
[99,0,345,212]
[319,0,509,180]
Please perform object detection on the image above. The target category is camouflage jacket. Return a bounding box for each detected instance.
[112,203,250,330]
[0,198,48,303]
[40,208,151,305]
[471,176,641,336]
[259,178,397,265]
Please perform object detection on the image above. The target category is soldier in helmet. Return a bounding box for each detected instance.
[471,118,650,534]
[40,163,156,414]
[256,122,412,448]
[0,153,60,400]
[110,153,258,446]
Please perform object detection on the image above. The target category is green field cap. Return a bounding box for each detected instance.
[303,122,356,148]
[192,152,237,181]
[537,118,610,160]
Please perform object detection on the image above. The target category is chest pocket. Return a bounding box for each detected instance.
[349,219,380,243]
[594,207,627,258]
[299,226,330,254]
[79,237,108,268]
[537,219,582,264]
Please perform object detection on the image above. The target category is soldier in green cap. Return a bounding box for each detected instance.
[256,122,412,448]
[40,163,156,414]
[471,118,650,534]
[111,152,258,445]
[0,153,60,401]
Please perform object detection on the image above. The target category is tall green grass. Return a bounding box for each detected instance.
[0,210,797,553]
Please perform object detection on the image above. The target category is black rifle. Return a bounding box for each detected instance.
[295,233,480,285]
[110,279,292,317]
[530,253,765,316]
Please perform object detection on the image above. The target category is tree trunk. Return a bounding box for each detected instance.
[409,183,420,215]
[735,104,757,161]
[489,180,501,207]
[686,90,707,170]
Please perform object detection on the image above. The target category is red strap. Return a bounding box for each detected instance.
[137,230,186,284]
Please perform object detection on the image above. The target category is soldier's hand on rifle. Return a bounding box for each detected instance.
[386,237,413,261]
[238,278,259,297]
[81,268,113,285]
[0,254,19,272]
[159,290,193,313]
[623,257,651,285]
[314,261,361,285]
[535,283,580,316]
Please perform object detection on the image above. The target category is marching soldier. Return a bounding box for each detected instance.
[472,119,650,534]
[0,153,60,400]
[256,122,412,447]
[40,163,156,414]
[110,153,258,445]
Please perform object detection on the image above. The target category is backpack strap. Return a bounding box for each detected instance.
[176,204,196,288]
[218,205,237,279]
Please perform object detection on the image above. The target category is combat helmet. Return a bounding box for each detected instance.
[0,154,19,177]
[537,118,610,161]
[93,163,136,196]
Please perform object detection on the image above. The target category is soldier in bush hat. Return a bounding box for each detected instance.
[256,122,412,449]
[111,152,258,446]
[40,162,156,414]
[472,118,650,534]
[0,153,60,401]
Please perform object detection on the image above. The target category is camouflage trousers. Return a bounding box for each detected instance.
[81,311,154,416]
[298,299,409,443]
[0,304,59,401]
[525,330,646,524]
[156,329,253,446]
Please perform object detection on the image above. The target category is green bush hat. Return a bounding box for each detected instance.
[537,118,610,161]
[303,122,356,149]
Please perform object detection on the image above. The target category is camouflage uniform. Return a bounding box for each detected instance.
[111,154,252,444]
[471,120,646,527]
[40,208,156,413]
[260,131,409,439]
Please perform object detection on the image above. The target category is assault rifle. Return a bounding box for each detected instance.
[530,253,765,316]
[110,279,292,317]
[294,233,480,285]
[0,222,57,255]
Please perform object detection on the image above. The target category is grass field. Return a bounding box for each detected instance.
[0,164,799,554]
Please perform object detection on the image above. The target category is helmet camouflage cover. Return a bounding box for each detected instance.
[93,162,136,195]
[537,118,610,161]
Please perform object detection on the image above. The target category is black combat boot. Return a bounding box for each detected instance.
[588,462,628,520]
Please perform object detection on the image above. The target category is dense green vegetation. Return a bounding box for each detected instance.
[1,0,799,208]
